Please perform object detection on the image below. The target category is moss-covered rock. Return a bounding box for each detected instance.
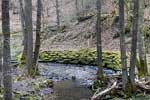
[39,49,121,71]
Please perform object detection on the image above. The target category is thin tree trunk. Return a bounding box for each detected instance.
[75,0,79,19]
[81,0,84,17]
[137,0,148,78]
[19,0,25,44]
[119,0,128,91]
[24,0,33,75]
[19,0,28,63]
[0,35,3,86]
[2,0,12,99]
[55,0,60,29]
[96,0,103,80]
[33,0,42,73]
[129,0,139,93]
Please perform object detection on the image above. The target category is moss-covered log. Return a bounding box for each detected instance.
[39,49,121,71]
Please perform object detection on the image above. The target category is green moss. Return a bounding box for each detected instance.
[13,93,42,100]
[58,25,66,33]
[20,95,42,100]
[141,26,150,39]
[13,92,22,100]
[39,49,121,71]
[16,54,27,66]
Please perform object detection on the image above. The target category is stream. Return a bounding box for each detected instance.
[38,63,117,100]
[12,63,150,100]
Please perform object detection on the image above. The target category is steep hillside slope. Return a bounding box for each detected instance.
[0,0,124,51]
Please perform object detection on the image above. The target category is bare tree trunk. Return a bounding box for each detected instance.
[137,0,148,78]
[33,0,42,73]
[75,0,79,19]
[55,0,60,29]
[0,35,3,86]
[119,0,128,91]
[24,0,33,75]
[2,0,12,99]
[96,0,103,80]
[19,0,28,63]
[129,0,139,93]
[81,0,84,17]
[19,0,25,41]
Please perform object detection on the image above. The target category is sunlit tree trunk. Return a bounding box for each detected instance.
[129,0,139,93]
[96,0,103,80]
[137,0,148,78]
[119,0,128,91]
[33,0,42,73]
[2,0,12,99]
[24,0,33,75]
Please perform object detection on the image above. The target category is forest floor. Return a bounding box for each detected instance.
[146,54,150,75]
[2,0,150,99]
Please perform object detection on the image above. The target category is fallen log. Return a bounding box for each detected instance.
[91,81,117,100]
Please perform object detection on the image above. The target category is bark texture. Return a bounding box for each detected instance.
[96,0,103,80]
[129,0,139,93]
[55,0,60,29]
[24,0,33,74]
[33,0,42,72]
[137,0,148,78]
[119,0,128,91]
[19,0,28,63]
[2,0,12,99]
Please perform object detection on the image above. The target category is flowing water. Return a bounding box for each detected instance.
[38,63,116,100]
[10,34,117,99]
